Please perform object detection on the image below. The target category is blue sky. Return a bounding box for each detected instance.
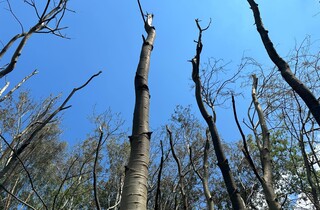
[1,1,319,145]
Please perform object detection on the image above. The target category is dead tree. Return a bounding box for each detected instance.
[120,0,156,209]
[190,19,247,210]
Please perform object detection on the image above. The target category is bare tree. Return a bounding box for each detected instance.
[190,19,247,210]
[249,75,281,209]
[120,0,156,209]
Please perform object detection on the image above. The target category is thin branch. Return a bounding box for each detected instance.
[6,0,24,32]
[0,183,36,210]
[0,82,10,96]
[40,0,52,20]
[0,71,102,181]
[166,125,188,210]
[0,33,26,59]
[0,0,70,78]
[0,70,38,102]
[52,156,79,210]
[154,140,164,210]
[137,0,146,23]
[93,126,103,210]
[189,146,203,180]
[0,134,48,209]
[231,94,263,183]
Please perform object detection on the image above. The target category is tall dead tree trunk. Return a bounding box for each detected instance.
[247,0,320,126]
[190,19,247,210]
[120,2,155,209]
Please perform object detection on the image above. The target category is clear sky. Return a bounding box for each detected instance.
[1,1,319,145]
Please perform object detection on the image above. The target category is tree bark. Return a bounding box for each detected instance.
[251,75,281,210]
[120,12,155,210]
[191,20,247,210]
[247,0,320,126]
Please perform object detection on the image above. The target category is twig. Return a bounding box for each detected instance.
[137,0,146,23]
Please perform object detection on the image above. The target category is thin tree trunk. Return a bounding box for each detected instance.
[299,132,320,209]
[190,20,247,210]
[167,126,188,210]
[251,75,281,210]
[119,7,155,209]
[190,129,214,210]
[154,140,164,210]
[247,0,320,126]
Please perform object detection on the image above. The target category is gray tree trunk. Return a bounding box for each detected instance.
[120,14,155,210]
[251,75,281,210]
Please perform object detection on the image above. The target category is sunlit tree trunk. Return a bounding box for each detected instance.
[120,11,156,210]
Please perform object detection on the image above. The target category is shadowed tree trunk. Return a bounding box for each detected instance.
[119,1,156,209]
[247,0,320,126]
[190,19,247,210]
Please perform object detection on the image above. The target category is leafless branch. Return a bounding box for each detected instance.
[137,0,146,23]
[154,140,164,210]
[0,134,48,209]
[189,129,214,210]
[231,94,262,183]
[0,69,38,102]
[6,0,24,32]
[0,71,102,181]
[0,82,10,96]
[0,0,70,78]
[52,156,79,210]
[93,126,103,210]
[0,183,36,210]
[166,125,188,210]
